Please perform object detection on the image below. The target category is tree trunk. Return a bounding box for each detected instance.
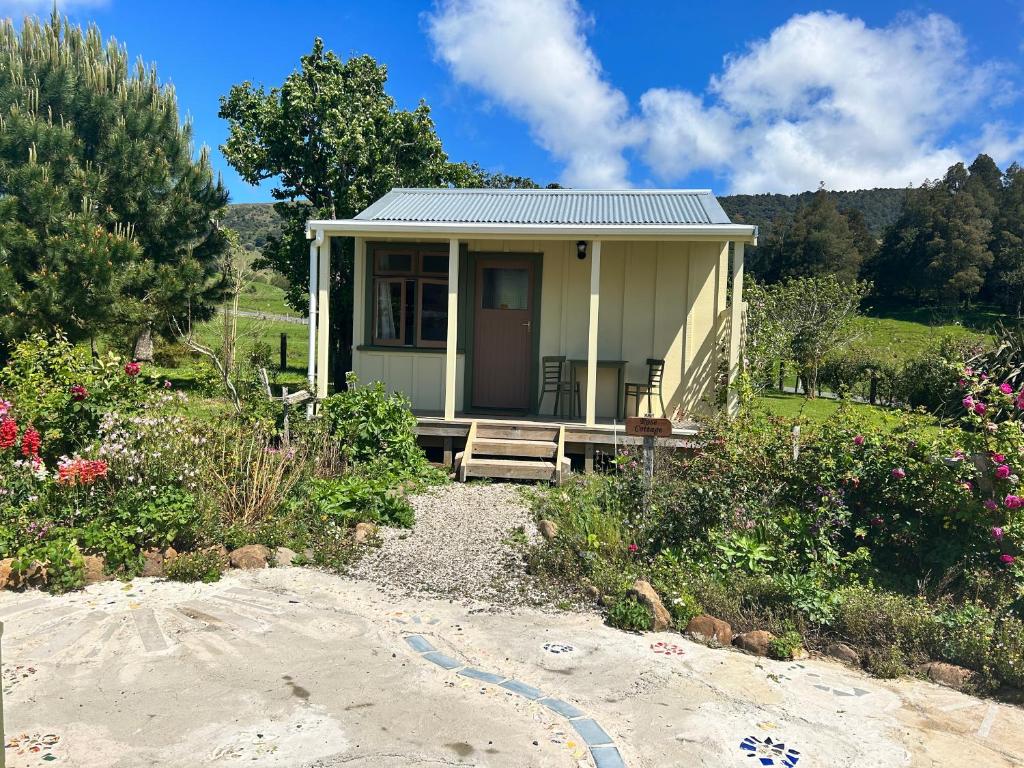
[133,324,154,362]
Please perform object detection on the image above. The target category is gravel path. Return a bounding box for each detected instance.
[348,482,546,607]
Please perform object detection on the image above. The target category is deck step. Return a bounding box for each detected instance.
[472,438,557,458]
[461,458,559,482]
[476,423,560,442]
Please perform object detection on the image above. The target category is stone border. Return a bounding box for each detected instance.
[404,634,627,768]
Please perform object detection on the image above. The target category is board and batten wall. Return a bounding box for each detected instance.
[352,237,728,418]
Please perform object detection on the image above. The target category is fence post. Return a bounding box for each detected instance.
[279,333,287,371]
[778,361,785,392]
[792,425,801,462]
[869,372,878,405]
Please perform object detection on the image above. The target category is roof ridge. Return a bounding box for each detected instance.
[390,187,715,195]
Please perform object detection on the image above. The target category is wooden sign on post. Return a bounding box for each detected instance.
[624,417,673,438]
[625,417,672,492]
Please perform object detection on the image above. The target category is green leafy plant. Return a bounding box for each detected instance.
[768,630,805,660]
[165,550,227,583]
[606,594,651,632]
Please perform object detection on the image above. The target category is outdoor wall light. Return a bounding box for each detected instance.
[576,240,587,259]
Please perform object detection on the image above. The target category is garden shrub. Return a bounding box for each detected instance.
[321,374,434,480]
[606,594,651,632]
[834,586,933,658]
[303,475,415,529]
[165,550,226,583]
[768,630,804,660]
[865,646,909,679]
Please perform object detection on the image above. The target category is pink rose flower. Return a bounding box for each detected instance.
[124,361,141,377]
[984,499,999,511]
[974,402,987,415]
[993,526,1005,540]
[853,435,865,446]
[964,367,974,376]
[870,516,884,527]
[1006,495,1023,509]
[995,465,1012,480]
[891,468,906,479]
[1000,554,1016,565]
[962,396,975,410]
[1000,382,1014,394]
[992,454,1007,464]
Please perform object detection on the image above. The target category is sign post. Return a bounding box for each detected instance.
[625,415,672,491]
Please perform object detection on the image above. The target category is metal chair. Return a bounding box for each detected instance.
[538,356,581,418]
[625,358,666,416]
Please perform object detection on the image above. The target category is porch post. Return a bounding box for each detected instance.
[585,240,601,426]
[316,234,331,399]
[444,237,460,421]
[727,241,745,417]
[351,237,366,376]
[306,234,320,417]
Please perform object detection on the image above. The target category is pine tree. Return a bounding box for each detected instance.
[751,188,869,283]
[989,163,1024,316]
[0,14,228,354]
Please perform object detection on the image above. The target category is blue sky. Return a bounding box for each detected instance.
[3,0,1023,202]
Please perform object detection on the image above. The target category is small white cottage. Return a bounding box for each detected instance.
[305,188,756,479]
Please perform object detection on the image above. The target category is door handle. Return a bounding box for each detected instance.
[521,321,532,332]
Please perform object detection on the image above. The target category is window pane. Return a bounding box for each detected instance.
[421,253,449,274]
[420,282,448,343]
[375,281,403,341]
[482,268,528,310]
[404,280,415,345]
[376,252,413,273]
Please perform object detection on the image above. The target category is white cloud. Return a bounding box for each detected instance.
[428,3,1021,193]
[426,0,637,187]
[658,12,1007,192]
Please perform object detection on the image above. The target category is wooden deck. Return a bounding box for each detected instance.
[414,412,699,473]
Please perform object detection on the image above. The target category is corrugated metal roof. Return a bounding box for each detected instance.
[354,188,733,226]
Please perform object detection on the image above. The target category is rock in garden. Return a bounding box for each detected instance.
[354,522,377,545]
[826,642,861,666]
[685,614,733,646]
[921,661,974,690]
[628,580,672,632]
[141,550,164,578]
[82,555,109,584]
[0,558,20,590]
[585,585,600,603]
[163,547,178,563]
[229,544,270,569]
[734,630,775,656]
[275,547,298,566]
[538,519,558,540]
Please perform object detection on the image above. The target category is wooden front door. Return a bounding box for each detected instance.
[472,259,535,410]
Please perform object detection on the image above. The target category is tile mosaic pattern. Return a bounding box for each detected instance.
[402,632,627,766]
[740,735,801,767]
[650,641,685,656]
[543,642,574,654]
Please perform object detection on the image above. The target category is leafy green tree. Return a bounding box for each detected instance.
[0,15,229,356]
[220,41,461,387]
[751,188,871,284]
[220,41,535,388]
[770,276,871,397]
[989,163,1024,316]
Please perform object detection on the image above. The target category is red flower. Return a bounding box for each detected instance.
[1000,554,1016,566]
[56,458,109,486]
[0,417,17,449]
[628,543,639,554]
[891,468,906,479]
[124,361,141,377]
[20,426,40,458]
[69,384,88,401]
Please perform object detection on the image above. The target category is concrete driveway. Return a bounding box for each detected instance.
[2,567,1019,767]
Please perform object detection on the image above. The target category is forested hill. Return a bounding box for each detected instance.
[222,186,909,247]
[720,188,907,236]
[222,203,283,252]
